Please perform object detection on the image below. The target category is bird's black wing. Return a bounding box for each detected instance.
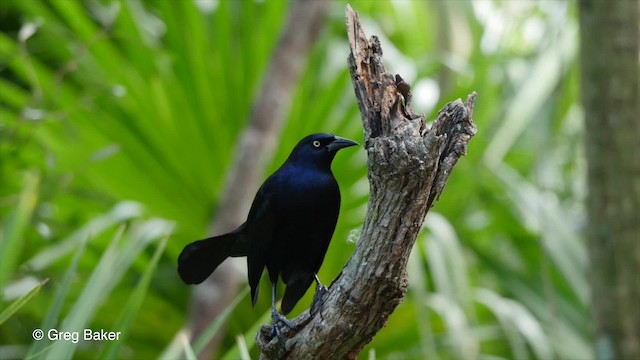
[279,178,341,314]
[246,179,278,307]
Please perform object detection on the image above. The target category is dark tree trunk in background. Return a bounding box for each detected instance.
[578,1,639,359]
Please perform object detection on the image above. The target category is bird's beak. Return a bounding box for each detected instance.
[327,136,359,152]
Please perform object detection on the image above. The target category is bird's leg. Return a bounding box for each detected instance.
[310,273,329,314]
[270,282,293,348]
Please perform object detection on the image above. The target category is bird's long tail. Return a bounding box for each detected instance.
[177,230,246,284]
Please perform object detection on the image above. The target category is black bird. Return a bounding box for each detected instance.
[178,133,358,342]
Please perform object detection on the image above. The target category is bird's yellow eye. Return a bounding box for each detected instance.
[313,140,321,148]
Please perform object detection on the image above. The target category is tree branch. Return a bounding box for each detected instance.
[257,6,476,359]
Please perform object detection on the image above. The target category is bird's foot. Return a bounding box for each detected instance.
[310,282,329,315]
[270,308,293,348]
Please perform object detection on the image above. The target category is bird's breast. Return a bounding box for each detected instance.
[275,170,340,210]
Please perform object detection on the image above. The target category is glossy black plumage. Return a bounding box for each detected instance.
[178,133,357,321]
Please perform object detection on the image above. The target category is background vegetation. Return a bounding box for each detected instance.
[1,0,590,359]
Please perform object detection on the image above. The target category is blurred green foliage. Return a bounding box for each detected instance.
[0,0,588,359]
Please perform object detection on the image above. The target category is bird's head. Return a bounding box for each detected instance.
[286,133,359,168]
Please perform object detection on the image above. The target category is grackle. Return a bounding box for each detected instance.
[178,133,358,344]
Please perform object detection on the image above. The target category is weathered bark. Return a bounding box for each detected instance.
[186,1,329,358]
[578,1,640,359]
[256,6,476,359]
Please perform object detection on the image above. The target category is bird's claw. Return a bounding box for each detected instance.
[311,273,329,314]
[270,309,293,348]
[310,282,329,314]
